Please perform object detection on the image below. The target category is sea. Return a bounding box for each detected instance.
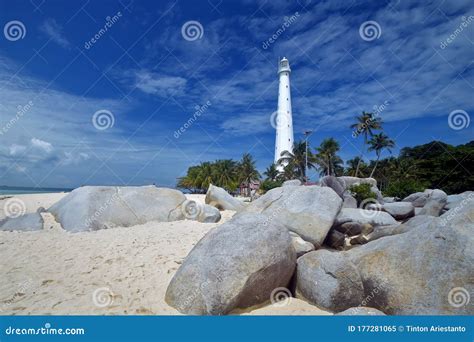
[0,186,73,196]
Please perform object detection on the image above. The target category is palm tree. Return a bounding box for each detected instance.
[345,157,361,177]
[237,153,260,197]
[350,111,382,177]
[212,159,238,191]
[196,162,214,190]
[315,138,343,177]
[263,163,279,181]
[277,141,316,182]
[368,133,395,177]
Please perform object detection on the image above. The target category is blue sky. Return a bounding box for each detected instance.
[0,0,472,188]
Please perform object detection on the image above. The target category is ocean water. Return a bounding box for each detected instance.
[0,186,73,196]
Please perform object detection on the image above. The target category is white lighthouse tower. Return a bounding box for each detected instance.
[274,57,294,170]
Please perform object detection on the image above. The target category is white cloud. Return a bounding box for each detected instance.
[9,144,26,156]
[40,18,71,49]
[119,70,187,97]
[31,138,53,154]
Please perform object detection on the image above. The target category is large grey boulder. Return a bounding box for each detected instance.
[440,196,474,227]
[244,185,342,246]
[296,205,474,314]
[445,191,474,210]
[320,176,345,198]
[337,177,383,203]
[419,189,447,217]
[336,307,386,315]
[48,186,206,232]
[335,208,398,227]
[337,176,377,189]
[370,186,385,204]
[402,189,433,207]
[296,250,364,312]
[342,193,357,208]
[365,215,438,243]
[165,213,296,315]
[205,184,246,211]
[282,179,302,187]
[180,200,221,223]
[0,211,44,231]
[382,202,414,220]
[198,204,221,223]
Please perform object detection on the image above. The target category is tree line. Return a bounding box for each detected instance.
[178,112,473,197]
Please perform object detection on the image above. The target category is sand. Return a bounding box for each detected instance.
[0,192,330,315]
[0,193,235,315]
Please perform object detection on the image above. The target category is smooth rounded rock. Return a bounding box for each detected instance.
[205,184,246,211]
[165,213,296,315]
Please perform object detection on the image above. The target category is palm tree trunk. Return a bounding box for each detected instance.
[357,134,369,177]
[354,155,362,177]
[370,155,380,178]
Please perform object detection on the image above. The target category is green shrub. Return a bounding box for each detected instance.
[383,179,426,199]
[348,183,376,205]
[260,179,283,193]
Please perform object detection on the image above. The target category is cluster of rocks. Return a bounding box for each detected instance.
[166,179,473,315]
[0,185,222,232]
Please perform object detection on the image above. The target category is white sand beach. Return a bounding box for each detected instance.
[0,193,227,315]
[0,192,329,315]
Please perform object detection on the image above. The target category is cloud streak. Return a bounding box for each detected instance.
[40,19,71,49]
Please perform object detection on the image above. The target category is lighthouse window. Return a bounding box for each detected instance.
[286,85,288,88]
[286,98,288,101]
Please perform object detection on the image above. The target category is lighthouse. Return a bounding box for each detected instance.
[274,57,294,170]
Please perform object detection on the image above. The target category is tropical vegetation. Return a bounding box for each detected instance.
[178,111,473,197]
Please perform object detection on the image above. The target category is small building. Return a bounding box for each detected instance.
[239,180,260,196]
